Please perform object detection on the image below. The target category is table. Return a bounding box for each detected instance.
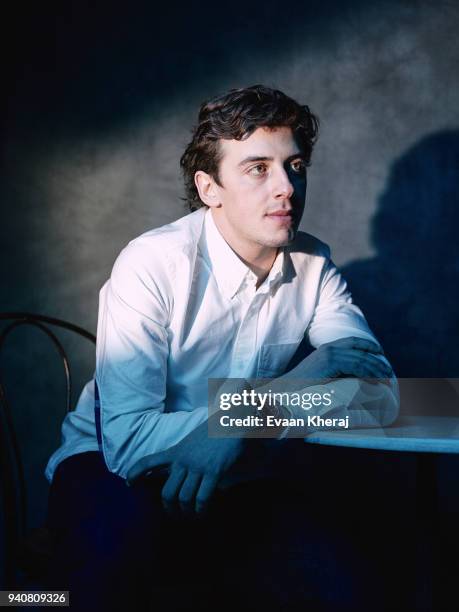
[304,416,459,612]
[304,415,459,453]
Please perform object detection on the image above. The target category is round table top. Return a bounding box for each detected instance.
[304,416,459,453]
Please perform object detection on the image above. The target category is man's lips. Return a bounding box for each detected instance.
[266,210,293,222]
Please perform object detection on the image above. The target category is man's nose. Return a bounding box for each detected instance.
[272,167,294,200]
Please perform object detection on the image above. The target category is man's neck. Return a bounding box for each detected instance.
[210,209,278,287]
[239,250,279,289]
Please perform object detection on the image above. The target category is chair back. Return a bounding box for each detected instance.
[0,312,96,588]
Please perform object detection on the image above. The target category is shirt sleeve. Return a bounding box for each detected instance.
[301,257,400,429]
[96,242,208,479]
[307,257,377,347]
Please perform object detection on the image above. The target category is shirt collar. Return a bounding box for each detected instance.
[202,208,285,299]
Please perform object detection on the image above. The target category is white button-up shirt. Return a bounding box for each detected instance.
[45,207,398,482]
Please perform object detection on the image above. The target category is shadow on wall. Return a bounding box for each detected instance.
[343,130,459,380]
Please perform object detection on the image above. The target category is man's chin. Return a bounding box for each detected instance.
[263,236,296,249]
[276,227,297,246]
[258,227,298,248]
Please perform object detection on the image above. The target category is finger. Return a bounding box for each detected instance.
[360,364,394,386]
[330,350,392,383]
[326,336,384,354]
[161,465,187,515]
[195,473,219,516]
[178,471,202,516]
[126,449,171,485]
[334,351,392,382]
[351,355,392,382]
[354,352,393,378]
[348,337,383,354]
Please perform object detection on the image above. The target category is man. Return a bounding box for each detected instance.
[45,85,399,611]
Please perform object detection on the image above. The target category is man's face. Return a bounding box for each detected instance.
[210,126,307,259]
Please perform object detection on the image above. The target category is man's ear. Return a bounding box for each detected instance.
[194,171,222,208]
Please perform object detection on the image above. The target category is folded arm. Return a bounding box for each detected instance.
[259,257,400,431]
[96,243,208,480]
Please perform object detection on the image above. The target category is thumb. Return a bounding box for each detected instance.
[126,449,172,485]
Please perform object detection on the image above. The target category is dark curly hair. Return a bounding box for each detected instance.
[180,84,320,211]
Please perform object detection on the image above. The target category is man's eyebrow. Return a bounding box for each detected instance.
[237,153,305,168]
[237,155,273,168]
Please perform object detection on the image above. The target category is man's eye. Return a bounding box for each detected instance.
[248,164,267,176]
[291,160,306,174]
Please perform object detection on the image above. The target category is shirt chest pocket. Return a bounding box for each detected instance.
[257,340,302,378]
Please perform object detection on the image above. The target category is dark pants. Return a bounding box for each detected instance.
[43,447,405,612]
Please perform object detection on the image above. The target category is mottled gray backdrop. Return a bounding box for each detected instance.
[1,0,458,580]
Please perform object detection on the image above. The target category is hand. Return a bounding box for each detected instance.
[290,336,393,383]
[126,417,246,516]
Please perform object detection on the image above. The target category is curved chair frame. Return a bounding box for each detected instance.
[0,313,96,587]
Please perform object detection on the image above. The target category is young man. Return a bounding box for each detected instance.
[45,85,399,611]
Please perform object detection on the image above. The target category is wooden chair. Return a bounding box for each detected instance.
[0,313,95,589]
